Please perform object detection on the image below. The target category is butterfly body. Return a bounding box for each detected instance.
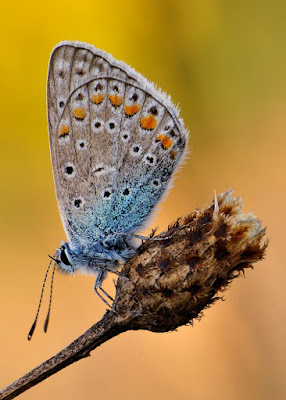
[47,41,188,288]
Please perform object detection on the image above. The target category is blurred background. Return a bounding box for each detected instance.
[0,0,285,399]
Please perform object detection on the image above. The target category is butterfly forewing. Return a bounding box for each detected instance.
[47,41,187,244]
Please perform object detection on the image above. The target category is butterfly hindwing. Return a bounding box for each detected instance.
[47,41,187,244]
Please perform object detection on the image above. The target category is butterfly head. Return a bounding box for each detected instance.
[55,244,76,274]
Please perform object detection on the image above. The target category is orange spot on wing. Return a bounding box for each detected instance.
[124,104,140,116]
[59,125,69,136]
[156,133,166,141]
[140,115,157,130]
[109,94,123,107]
[161,136,173,149]
[73,107,87,120]
[92,94,105,104]
[156,133,173,149]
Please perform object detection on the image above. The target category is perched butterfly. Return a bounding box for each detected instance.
[28,41,188,338]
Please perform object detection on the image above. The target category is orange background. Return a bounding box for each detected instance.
[0,1,285,399]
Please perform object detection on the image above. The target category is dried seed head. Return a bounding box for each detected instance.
[113,189,268,332]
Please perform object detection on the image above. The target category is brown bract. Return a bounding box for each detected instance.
[114,188,267,331]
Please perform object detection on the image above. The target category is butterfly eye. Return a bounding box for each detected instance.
[60,248,72,266]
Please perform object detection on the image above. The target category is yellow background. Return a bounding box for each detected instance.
[0,1,285,399]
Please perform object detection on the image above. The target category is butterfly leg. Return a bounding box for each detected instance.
[117,232,172,241]
[99,286,114,302]
[94,269,114,307]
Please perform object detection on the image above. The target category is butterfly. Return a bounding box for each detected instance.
[28,41,188,339]
[46,40,187,301]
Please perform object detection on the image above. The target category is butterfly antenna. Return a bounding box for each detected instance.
[43,259,57,333]
[27,254,56,340]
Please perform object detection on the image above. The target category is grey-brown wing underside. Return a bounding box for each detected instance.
[47,41,188,245]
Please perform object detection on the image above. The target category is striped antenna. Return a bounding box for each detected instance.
[43,260,57,333]
[27,253,57,340]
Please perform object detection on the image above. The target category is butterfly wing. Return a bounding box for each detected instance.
[47,41,188,245]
